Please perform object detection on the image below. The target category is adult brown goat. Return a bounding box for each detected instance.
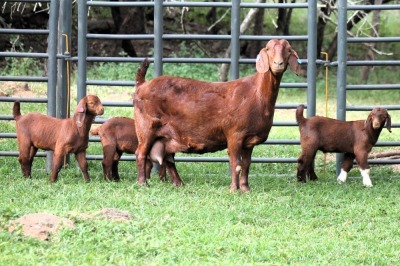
[296,104,391,187]
[91,117,182,185]
[13,95,104,182]
[133,39,302,192]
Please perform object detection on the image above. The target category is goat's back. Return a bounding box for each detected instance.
[299,116,365,153]
[15,113,67,150]
[97,117,138,153]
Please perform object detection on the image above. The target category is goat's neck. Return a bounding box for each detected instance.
[257,72,282,106]
[365,124,383,145]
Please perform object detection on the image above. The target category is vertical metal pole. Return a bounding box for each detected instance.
[77,0,88,100]
[336,0,347,175]
[57,0,72,166]
[230,0,240,80]
[46,0,60,172]
[306,0,317,118]
[154,0,163,77]
[57,0,71,119]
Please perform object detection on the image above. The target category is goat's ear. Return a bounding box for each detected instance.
[386,114,392,133]
[256,48,269,74]
[288,50,302,76]
[364,113,372,130]
[75,100,87,128]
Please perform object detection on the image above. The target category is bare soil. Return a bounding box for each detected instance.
[7,208,133,241]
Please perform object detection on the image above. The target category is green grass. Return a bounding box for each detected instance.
[1,155,400,265]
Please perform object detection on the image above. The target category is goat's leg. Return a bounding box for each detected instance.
[145,158,153,179]
[165,155,183,186]
[337,153,355,183]
[239,147,253,192]
[50,152,64,182]
[158,163,167,182]
[227,141,243,192]
[75,151,90,182]
[136,143,152,185]
[111,151,122,182]
[17,139,33,178]
[297,150,317,182]
[355,152,372,187]
[102,145,116,181]
[296,153,308,182]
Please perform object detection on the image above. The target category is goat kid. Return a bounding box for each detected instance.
[296,104,391,187]
[91,117,182,185]
[134,39,302,192]
[13,95,104,182]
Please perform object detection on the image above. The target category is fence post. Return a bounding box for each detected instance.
[336,0,347,175]
[46,0,60,172]
[154,0,163,77]
[230,0,240,80]
[306,0,317,117]
[77,0,88,100]
[57,0,72,120]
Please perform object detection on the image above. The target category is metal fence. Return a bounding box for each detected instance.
[1,0,399,172]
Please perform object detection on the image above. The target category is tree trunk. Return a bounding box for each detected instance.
[276,0,295,35]
[359,0,382,83]
[110,0,146,57]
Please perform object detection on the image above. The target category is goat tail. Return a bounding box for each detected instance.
[296,104,306,125]
[13,101,22,121]
[136,58,150,86]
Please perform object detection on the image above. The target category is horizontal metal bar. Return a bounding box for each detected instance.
[0,97,47,103]
[0,76,48,82]
[101,101,133,107]
[87,1,308,8]
[347,84,400,90]
[0,52,48,58]
[0,133,16,138]
[86,33,308,42]
[2,151,398,165]
[330,60,400,66]
[348,37,400,43]
[347,4,400,10]
[86,80,135,86]
[347,105,400,111]
[0,29,49,35]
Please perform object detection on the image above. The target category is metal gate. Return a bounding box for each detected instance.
[1,0,399,173]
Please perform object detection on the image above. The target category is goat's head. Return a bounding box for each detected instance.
[365,107,391,133]
[256,39,302,76]
[74,95,104,128]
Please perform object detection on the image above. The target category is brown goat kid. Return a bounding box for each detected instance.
[296,104,391,187]
[13,95,104,182]
[134,39,302,192]
[91,117,182,184]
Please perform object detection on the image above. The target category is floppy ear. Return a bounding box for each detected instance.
[75,100,87,128]
[288,49,302,75]
[364,113,372,130]
[256,48,269,74]
[386,114,392,133]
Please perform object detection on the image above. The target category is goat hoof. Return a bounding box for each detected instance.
[229,185,239,193]
[363,183,373,188]
[239,185,250,193]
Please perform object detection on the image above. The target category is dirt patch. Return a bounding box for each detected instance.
[0,81,35,98]
[8,213,76,241]
[8,209,133,241]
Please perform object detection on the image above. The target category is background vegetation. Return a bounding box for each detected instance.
[1,2,400,265]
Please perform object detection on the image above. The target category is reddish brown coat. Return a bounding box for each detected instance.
[13,95,104,182]
[296,104,391,182]
[134,39,302,192]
